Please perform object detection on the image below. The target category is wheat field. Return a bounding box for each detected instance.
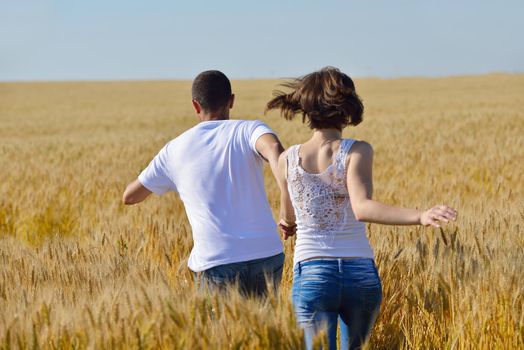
[0,74,523,349]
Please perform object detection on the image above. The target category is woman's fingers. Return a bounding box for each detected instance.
[421,205,458,227]
[435,209,452,221]
[279,224,296,234]
[282,230,296,240]
[427,205,457,227]
[433,206,458,221]
[433,214,449,223]
[283,231,294,240]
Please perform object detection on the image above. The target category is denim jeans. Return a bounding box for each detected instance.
[195,252,285,297]
[292,258,382,350]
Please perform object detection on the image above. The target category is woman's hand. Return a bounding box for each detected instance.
[420,205,458,227]
[278,219,297,240]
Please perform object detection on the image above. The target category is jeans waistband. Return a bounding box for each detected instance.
[295,257,374,274]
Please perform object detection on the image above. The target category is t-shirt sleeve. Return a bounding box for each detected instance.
[248,120,277,155]
[138,144,176,195]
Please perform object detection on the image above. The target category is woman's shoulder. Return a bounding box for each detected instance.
[343,139,374,166]
[344,139,373,153]
[280,144,300,160]
[280,144,305,167]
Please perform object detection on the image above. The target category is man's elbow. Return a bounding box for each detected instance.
[267,141,284,163]
[274,141,285,155]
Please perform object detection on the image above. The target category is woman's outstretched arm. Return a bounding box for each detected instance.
[347,141,457,227]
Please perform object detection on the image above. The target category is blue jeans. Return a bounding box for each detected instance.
[292,258,382,350]
[195,253,285,297]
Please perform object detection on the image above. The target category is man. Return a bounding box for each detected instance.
[123,70,286,296]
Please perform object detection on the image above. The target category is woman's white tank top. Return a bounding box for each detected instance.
[286,139,374,266]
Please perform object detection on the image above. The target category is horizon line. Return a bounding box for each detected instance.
[1,71,522,84]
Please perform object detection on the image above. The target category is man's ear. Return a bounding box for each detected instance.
[192,99,202,114]
[229,94,235,109]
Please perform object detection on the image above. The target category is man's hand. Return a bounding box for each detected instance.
[122,179,152,205]
[278,219,297,240]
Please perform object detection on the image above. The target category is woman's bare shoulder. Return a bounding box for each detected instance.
[278,146,294,164]
[349,140,373,156]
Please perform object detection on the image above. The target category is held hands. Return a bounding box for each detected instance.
[278,219,297,240]
[420,205,458,228]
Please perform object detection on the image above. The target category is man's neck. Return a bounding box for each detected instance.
[199,111,229,122]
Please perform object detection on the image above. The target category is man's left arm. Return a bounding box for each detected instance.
[255,133,285,181]
[255,130,296,239]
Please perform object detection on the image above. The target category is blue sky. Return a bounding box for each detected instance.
[1,0,523,81]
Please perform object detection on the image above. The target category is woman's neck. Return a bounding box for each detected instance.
[311,128,342,143]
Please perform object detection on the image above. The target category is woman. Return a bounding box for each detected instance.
[267,67,457,350]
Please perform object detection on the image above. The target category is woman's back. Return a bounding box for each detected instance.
[286,138,374,266]
[295,138,342,175]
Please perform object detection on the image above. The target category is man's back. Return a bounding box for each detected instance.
[138,119,282,272]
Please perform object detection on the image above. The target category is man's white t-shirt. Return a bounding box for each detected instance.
[138,119,283,272]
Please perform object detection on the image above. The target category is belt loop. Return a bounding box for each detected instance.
[298,261,302,275]
[338,258,342,273]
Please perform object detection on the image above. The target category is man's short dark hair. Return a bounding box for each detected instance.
[191,70,232,112]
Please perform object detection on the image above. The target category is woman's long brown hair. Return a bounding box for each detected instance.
[266,66,363,130]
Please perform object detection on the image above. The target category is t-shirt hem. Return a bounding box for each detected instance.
[250,130,276,148]
[189,246,284,272]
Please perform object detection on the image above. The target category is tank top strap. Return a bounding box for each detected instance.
[335,139,356,173]
[285,145,300,177]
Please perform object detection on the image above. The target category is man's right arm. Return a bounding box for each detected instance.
[123,143,175,205]
[122,179,152,205]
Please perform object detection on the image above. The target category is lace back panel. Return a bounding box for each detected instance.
[287,139,359,246]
